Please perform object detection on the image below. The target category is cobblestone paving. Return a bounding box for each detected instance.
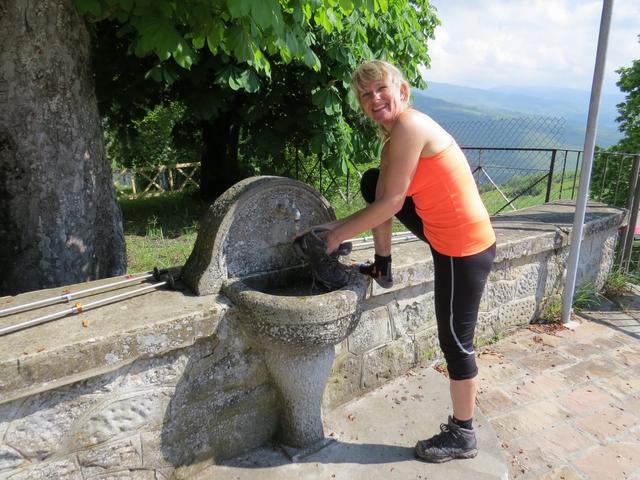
[476,292,640,480]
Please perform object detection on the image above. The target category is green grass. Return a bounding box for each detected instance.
[119,190,207,273]
[537,279,618,324]
[481,172,579,215]
[603,268,638,298]
[474,333,505,349]
[572,282,603,311]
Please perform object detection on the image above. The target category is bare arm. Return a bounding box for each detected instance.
[324,111,430,254]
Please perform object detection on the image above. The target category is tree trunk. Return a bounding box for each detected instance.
[0,0,126,295]
[199,115,241,200]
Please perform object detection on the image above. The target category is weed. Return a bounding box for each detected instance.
[603,269,638,298]
[572,282,603,311]
[145,215,164,240]
[539,298,562,323]
[474,333,505,349]
[538,283,604,324]
[420,349,438,362]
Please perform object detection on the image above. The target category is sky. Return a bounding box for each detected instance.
[423,0,640,95]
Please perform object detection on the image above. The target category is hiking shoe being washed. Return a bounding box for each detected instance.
[293,228,353,291]
[414,416,478,463]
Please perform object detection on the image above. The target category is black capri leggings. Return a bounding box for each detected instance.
[360,168,495,380]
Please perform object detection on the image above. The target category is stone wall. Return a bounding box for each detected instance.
[323,202,623,408]
[0,201,624,479]
[0,306,281,479]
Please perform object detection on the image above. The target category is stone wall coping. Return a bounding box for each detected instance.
[0,279,227,405]
[0,200,625,405]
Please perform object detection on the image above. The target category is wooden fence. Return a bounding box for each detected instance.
[113,163,200,196]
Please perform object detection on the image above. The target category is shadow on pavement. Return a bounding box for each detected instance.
[222,440,416,468]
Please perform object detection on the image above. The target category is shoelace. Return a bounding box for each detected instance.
[428,423,463,448]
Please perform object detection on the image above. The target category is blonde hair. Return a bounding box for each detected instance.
[351,60,411,138]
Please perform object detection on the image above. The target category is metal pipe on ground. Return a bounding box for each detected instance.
[0,278,172,337]
[0,272,163,318]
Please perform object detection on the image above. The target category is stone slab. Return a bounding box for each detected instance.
[193,367,508,480]
[0,275,225,404]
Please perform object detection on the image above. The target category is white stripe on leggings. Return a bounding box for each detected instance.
[449,257,475,356]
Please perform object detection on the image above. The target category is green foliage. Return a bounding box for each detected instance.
[105,101,199,168]
[119,191,207,272]
[572,282,602,311]
[589,148,637,207]
[126,234,197,273]
[119,191,206,238]
[603,268,638,298]
[538,283,602,324]
[591,38,640,206]
[473,333,504,349]
[500,173,546,198]
[79,0,439,191]
[614,37,640,155]
[539,297,562,324]
[419,349,437,362]
[479,169,578,215]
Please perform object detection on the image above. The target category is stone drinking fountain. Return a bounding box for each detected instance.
[182,176,367,457]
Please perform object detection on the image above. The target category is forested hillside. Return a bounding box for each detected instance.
[413,82,623,148]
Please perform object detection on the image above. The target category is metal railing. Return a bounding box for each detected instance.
[112,149,639,214]
[462,147,640,213]
[112,148,640,272]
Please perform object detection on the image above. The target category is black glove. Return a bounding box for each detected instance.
[356,254,393,288]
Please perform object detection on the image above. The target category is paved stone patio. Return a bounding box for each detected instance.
[476,290,640,480]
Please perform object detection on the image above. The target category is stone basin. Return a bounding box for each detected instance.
[223,266,368,350]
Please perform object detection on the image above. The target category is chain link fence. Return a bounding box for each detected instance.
[112,117,634,219]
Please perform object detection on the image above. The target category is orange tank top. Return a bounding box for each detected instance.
[406,140,496,257]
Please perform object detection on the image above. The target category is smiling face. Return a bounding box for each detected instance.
[357,78,408,130]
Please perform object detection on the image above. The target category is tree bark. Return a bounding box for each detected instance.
[0,0,126,295]
[199,115,241,200]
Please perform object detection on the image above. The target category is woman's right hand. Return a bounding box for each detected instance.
[292,222,334,241]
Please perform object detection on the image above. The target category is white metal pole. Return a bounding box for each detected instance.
[0,281,168,337]
[561,0,614,324]
[0,272,156,317]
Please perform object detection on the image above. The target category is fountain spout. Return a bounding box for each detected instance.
[275,201,301,234]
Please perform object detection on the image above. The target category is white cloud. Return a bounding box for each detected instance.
[424,0,640,93]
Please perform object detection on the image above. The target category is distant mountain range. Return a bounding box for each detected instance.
[412,82,624,149]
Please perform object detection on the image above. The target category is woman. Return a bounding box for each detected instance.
[315,60,496,463]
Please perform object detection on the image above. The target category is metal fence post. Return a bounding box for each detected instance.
[545,149,557,203]
[572,151,582,199]
[559,150,568,200]
[621,155,640,271]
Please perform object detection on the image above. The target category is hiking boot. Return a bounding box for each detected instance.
[293,228,353,291]
[311,254,353,291]
[414,416,478,463]
[356,254,393,288]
